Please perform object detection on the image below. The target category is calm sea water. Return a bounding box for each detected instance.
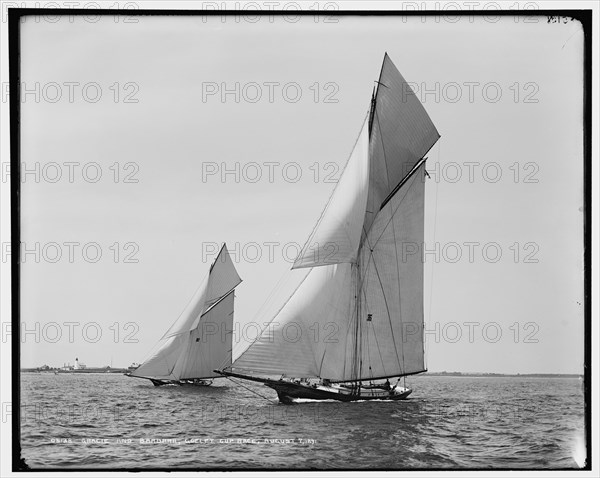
[19,373,585,470]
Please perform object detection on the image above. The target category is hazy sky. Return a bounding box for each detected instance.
[6,10,587,374]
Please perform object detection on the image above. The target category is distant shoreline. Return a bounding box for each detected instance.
[19,369,581,378]
[20,368,129,374]
[421,372,582,378]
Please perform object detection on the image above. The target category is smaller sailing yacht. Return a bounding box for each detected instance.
[129,244,241,386]
[216,54,439,403]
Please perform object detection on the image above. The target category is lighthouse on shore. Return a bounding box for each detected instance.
[74,358,86,370]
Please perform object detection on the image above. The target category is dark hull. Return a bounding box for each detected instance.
[124,374,213,387]
[265,381,412,403]
[54,368,128,374]
[149,379,213,387]
[214,370,412,403]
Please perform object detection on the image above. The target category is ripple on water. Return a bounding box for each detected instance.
[19,374,585,470]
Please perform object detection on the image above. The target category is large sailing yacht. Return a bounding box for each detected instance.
[216,54,440,403]
[130,244,241,386]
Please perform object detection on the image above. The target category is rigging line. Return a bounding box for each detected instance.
[185,294,234,371]
[364,245,403,374]
[215,333,235,373]
[426,140,441,368]
[357,252,387,377]
[355,230,385,379]
[318,350,327,377]
[162,249,241,342]
[357,225,379,294]
[134,334,171,372]
[343,264,361,380]
[249,266,294,325]
[209,242,227,272]
[369,54,386,133]
[373,107,392,192]
[352,263,361,381]
[162,242,234,340]
[388,171,415,378]
[330,369,424,384]
[372,326,386,378]
[168,349,180,378]
[379,147,435,211]
[356,262,365,381]
[198,297,235,373]
[362,287,387,378]
[352,173,421,378]
[353,238,375,381]
[225,377,275,403]
[295,109,370,262]
[365,319,371,378]
[368,168,421,252]
[230,268,312,367]
[160,269,210,340]
[198,288,236,322]
[357,263,364,383]
[342,274,354,381]
[360,252,388,377]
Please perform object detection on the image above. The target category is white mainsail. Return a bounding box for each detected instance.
[132,244,241,381]
[227,263,355,379]
[176,292,236,379]
[230,54,439,382]
[356,163,427,379]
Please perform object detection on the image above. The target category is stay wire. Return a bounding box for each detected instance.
[225,376,277,403]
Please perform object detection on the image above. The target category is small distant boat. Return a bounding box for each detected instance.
[216,54,440,403]
[129,244,242,387]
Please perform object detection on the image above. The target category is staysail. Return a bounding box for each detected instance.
[131,244,241,381]
[292,116,370,269]
[230,54,439,382]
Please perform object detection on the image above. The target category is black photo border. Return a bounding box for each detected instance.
[8,6,593,473]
